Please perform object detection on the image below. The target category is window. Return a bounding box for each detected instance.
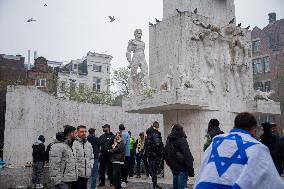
[264,81,271,92]
[252,58,262,74]
[254,82,263,91]
[70,82,76,92]
[263,57,270,73]
[93,64,102,72]
[79,83,84,93]
[60,82,66,92]
[35,79,46,88]
[93,77,101,92]
[252,40,260,53]
[73,64,78,70]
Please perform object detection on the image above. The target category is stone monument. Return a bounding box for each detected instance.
[126,29,150,94]
[123,0,280,177]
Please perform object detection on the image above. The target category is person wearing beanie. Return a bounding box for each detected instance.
[164,124,194,189]
[145,121,164,189]
[32,135,46,188]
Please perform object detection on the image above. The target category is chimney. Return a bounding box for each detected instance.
[34,50,38,60]
[268,12,276,24]
[28,50,31,70]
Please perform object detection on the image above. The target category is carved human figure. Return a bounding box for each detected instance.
[126,29,150,94]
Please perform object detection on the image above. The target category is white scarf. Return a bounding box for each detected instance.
[194,129,284,189]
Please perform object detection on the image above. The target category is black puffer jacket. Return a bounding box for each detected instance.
[87,134,100,159]
[164,130,194,177]
[145,127,164,159]
[32,141,46,162]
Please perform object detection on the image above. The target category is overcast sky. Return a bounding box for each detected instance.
[0,0,283,69]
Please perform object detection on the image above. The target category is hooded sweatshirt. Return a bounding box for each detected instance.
[32,140,46,162]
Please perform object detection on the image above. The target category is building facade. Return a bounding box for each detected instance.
[27,57,57,95]
[57,51,112,97]
[0,54,26,158]
[252,13,284,134]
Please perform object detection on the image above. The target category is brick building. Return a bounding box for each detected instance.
[0,54,26,158]
[27,56,57,95]
[252,13,284,135]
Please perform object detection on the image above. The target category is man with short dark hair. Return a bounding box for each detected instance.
[73,125,94,189]
[87,128,100,189]
[49,125,78,189]
[119,124,130,187]
[194,112,284,189]
[145,121,164,189]
[98,124,115,187]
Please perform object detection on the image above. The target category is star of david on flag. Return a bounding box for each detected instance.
[208,134,257,177]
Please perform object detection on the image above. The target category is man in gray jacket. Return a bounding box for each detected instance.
[72,125,94,189]
[49,126,78,189]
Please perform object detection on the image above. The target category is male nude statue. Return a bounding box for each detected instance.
[126,29,150,93]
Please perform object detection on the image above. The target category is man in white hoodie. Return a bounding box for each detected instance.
[194,112,284,189]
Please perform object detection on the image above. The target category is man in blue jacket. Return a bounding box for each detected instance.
[119,124,130,187]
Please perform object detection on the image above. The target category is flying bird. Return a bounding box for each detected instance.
[155,18,160,23]
[44,4,47,7]
[176,9,181,14]
[27,18,36,22]
[229,18,235,24]
[245,25,250,30]
[149,22,154,26]
[108,16,115,22]
[237,23,242,27]
[194,8,198,14]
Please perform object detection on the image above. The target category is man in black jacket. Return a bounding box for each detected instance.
[32,135,46,189]
[145,121,164,189]
[98,124,115,187]
[87,128,100,189]
[164,124,194,189]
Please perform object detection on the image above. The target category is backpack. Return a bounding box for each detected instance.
[147,132,163,158]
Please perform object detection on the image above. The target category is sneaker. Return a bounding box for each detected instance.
[121,182,127,188]
[153,185,162,189]
[36,184,44,188]
[97,183,105,187]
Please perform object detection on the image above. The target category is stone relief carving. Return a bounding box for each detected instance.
[126,29,150,94]
[160,63,174,91]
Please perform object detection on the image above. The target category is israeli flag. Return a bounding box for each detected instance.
[194,129,284,189]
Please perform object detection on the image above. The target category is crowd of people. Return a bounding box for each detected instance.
[31,112,284,189]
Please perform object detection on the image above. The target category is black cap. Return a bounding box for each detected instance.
[38,135,45,143]
[102,124,110,129]
[119,124,125,131]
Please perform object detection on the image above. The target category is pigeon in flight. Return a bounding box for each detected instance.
[27,18,36,22]
[245,26,250,30]
[108,16,115,22]
[176,9,182,14]
[155,18,160,23]
[237,23,242,27]
[44,4,47,7]
[229,18,235,24]
[194,8,198,14]
[149,22,154,26]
